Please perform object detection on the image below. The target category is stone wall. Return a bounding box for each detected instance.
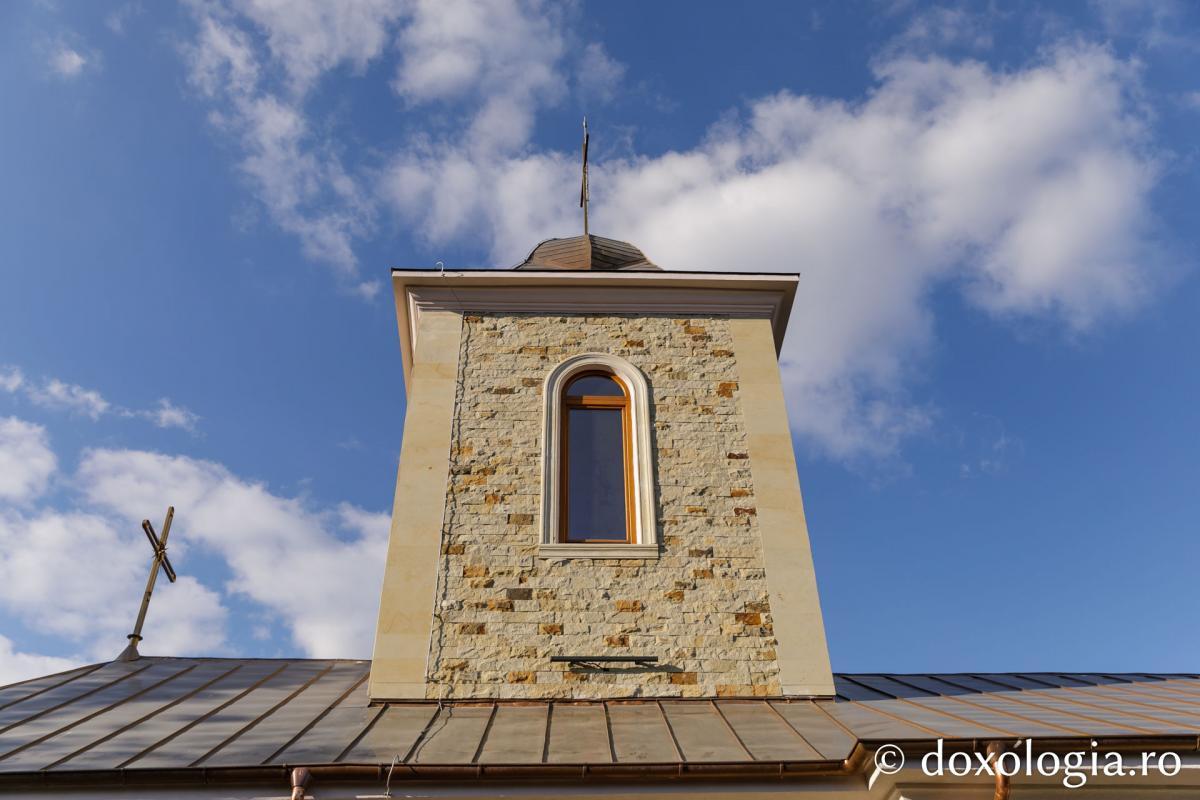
[426,312,781,698]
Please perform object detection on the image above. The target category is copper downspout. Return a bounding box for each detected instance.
[987,741,1011,800]
[290,766,311,800]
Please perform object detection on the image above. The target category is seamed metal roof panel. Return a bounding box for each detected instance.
[268,680,380,766]
[606,701,678,762]
[53,661,286,771]
[1143,678,1200,700]
[0,662,151,729]
[970,673,1058,691]
[517,235,659,271]
[0,666,102,712]
[845,674,938,699]
[926,673,1022,693]
[820,699,938,742]
[999,690,1167,735]
[1054,687,1200,729]
[1104,680,1200,708]
[199,661,367,767]
[477,704,549,764]
[0,662,192,759]
[940,692,1090,737]
[769,701,856,760]
[831,675,891,701]
[409,705,492,764]
[860,698,1013,739]
[339,703,437,764]
[0,663,236,772]
[124,660,332,769]
[545,703,611,763]
[882,673,979,696]
[715,700,819,761]
[659,701,750,762]
[0,658,1198,777]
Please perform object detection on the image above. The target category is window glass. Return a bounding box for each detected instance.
[565,373,624,397]
[564,406,628,540]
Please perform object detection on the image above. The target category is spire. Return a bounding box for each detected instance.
[512,119,659,271]
[580,116,590,241]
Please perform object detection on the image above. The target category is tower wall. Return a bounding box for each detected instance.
[370,272,835,701]
[430,312,779,698]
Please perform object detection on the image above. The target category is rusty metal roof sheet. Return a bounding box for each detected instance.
[0,658,1198,779]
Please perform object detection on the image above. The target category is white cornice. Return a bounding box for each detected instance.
[392,270,798,391]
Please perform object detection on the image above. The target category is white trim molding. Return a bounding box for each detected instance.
[539,353,659,560]
[390,271,799,392]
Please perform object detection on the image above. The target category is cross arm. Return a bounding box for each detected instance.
[141,519,177,583]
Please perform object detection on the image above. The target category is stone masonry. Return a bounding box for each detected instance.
[426,312,781,698]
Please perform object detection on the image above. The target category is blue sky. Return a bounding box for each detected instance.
[1,0,1199,683]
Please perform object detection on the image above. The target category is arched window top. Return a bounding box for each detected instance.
[565,372,626,398]
[539,354,659,558]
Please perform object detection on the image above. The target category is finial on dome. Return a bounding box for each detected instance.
[513,121,659,271]
[581,116,590,240]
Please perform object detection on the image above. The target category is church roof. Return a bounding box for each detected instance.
[2,657,1199,789]
[515,234,659,270]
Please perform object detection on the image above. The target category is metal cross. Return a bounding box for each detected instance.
[116,506,177,661]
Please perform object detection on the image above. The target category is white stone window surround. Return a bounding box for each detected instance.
[539,353,660,559]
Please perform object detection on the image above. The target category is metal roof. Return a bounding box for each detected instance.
[516,234,659,270]
[1,658,1199,782]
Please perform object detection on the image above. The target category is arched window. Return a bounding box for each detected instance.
[540,354,658,557]
[561,371,634,542]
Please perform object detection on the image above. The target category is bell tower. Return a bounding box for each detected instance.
[369,236,835,700]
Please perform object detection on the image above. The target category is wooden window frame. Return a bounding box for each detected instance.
[538,353,658,559]
[559,371,635,544]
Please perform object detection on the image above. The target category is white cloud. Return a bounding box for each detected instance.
[178,5,1166,463]
[105,2,142,36]
[233,0,407,94]
[0,366,23,393]
[233,94,373,276]
[382,44,1162,461]
[0,417,56,503]
[888,6,997,55]
[957,414,1023,478]
[392,0,566,153]
[186,14,260,98]
[0,507,227,661]
[2,365,200,432]
[1091,0,1198,52]
[142,398,201,432]
[0,416,389,665]
[182,8,378,295]
[577,42,625,102]
[0,635,80,687]
[49,44,87,78]
[79,449,389,657]
[180,0,578,297]
[27,379,110,419]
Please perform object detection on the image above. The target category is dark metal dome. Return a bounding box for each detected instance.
[515,234,659,271]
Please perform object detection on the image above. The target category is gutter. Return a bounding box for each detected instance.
[1,736,1196,791]
[0,759,854,791]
